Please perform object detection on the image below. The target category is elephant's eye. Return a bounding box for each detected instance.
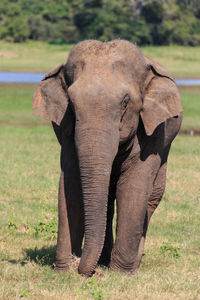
[121,95,130,110]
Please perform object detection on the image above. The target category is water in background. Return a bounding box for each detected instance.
[0,72,44,83]
[175,78,200,86]
[0,72,200,85]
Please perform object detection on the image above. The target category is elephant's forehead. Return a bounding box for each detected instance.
[68,40,142,63]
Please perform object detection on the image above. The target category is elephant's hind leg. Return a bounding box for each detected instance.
[137,157,168,266]
[137,115,182,266]
[110,156,162,274]
[55,136,84,272]
[98,188,115,267]
[148,162,167,222]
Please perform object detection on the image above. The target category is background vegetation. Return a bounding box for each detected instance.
[1,0,200,46]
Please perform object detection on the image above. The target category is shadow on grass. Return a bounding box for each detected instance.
[6,246,56,268]
[24,245,56,267]
[8,259,28,266]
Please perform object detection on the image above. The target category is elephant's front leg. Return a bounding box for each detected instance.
[55,136,84,271]
[55,171,72,271]
[110,155,161,274]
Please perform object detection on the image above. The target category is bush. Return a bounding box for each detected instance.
[27,15,52,41]
[0,0,200,45]
[141,1,164,24]
[0,1,29,42]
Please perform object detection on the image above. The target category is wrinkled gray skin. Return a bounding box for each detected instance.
[33,40,182,277]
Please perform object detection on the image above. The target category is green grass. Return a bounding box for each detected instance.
[179,86,200,130]
[141,45,200,78]
[0,83,49,126]
[0,41,73,73]
[0,41,200,77]
[0,83,199,299]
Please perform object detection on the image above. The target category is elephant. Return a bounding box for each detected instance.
[32,40,182,277]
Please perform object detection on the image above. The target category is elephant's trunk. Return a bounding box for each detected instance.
[75,128,118,276]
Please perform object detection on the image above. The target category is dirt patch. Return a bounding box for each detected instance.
[179,129,200,136]
[0,51,18,58]
[0,120,49,128]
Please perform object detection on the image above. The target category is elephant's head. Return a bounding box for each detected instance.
[33,40,182,276]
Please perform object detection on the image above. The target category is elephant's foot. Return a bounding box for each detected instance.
[55,254,81,273]
[54,261,70,273]
[110,261,139,275]
[54,255,73,273]
[54,265,69,273]
[110,249,139,275]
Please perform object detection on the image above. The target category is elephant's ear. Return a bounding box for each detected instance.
[32,64,69,126]
[140,56,183,136]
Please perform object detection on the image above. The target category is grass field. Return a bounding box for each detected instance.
[0,41,72,73]
[141,45,200,78]
[0,41,200,78]
[0,81,199,299]
[179,86,200,130]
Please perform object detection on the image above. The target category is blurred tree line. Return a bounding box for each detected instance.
[1,0,200,45]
